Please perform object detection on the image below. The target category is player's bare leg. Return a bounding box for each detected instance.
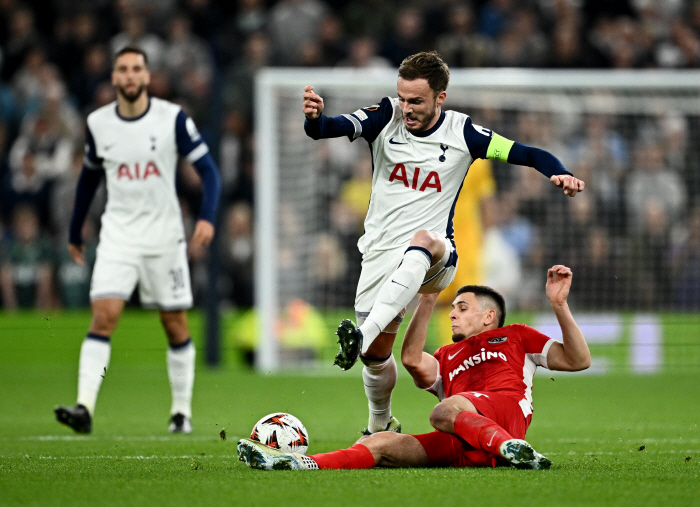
[355,432,429,468]
[55,298,124,433]
[160,310,195,433]
[237,432,428,470]
[430,395,551,469]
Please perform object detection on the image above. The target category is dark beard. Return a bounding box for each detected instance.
[117,84,145,103]
[451,333,466,343]
[405,108,436,132]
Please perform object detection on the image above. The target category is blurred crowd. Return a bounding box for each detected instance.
[2,0,700,312]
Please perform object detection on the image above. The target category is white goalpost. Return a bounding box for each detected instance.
[254,67,700,373]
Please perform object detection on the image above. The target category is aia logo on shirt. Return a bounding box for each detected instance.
[117,162,162,180]
[389,164,441,192]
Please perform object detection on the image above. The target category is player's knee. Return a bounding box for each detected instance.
[409,230,443,261]
[91,306,120,332]
[429,403,451,432]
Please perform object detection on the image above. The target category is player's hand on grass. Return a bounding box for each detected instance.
[550,174,585,197]
[303,85,324,120]
[546,265,572,307]
[190,219,215,248]
[68,244,86,266]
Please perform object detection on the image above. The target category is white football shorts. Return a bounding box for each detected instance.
[90,241,193,311]
[355,237,458,331]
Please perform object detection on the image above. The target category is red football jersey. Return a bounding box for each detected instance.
[428,324,554,418]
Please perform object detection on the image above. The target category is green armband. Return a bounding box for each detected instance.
[485,133,515,162]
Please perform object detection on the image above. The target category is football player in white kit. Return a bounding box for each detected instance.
[302,51,585,435]
[54,47,221,434]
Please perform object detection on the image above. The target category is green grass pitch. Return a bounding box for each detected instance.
[1,310,699,506]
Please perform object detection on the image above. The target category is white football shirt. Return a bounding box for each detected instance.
[84,97,209,254]
[341,97,493,254]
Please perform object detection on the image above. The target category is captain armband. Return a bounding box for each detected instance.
[485,133,515,162]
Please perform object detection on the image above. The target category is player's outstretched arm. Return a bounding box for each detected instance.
[544,265,591,371]
[480,131,584,197]
[401,293,439,389]
[303,85,324,120]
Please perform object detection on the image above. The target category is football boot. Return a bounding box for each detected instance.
[237,438,318,470]
[54,404,92,434]
[499,439,552,470]
[333,319,363,371]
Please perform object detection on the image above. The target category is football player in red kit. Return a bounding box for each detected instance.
[238,265,590,470]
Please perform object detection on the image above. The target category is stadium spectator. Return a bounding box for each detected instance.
[342,0,395,40]
[1,6,44,81]
[435,3,495,68]
[494,9,549,67]
[222,31,271,124]
[626,138,685,233]
[70,44,112,112]
[9,107,75,183]
[110,13,165,68]
[336,36,391,69]
[670,205,700,309]
[162,13,214,98]
[217,0,268,65]
[267,0,328,66]
[238,265,590,471]
[220,202,254,309]
[380,7,430,66]
[0,204,55,310]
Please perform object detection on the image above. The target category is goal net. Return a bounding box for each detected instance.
[254,68,700,372]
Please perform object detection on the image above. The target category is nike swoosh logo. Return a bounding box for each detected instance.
[391,279,409,289]
[388,137,407,145]
[447,348,464,360]
[487,432,497,447]
[103,143,115,151]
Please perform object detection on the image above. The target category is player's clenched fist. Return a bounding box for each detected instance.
[303,85,324,120]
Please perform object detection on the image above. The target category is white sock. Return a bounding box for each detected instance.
[363,354,398,433]
[359,249,431,351]
[77,334,111,416]
[167,339,196,418]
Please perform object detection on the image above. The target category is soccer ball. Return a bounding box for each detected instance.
[250,412,309,454]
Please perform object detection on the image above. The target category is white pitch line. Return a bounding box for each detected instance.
[537,438,700,445]
[546,450,700,456]
[5,435,240,442]
[27,455,241,460]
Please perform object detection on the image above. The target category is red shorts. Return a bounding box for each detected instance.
[412,391,530,468]
[457,391,530,440]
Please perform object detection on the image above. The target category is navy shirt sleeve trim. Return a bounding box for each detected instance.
[191,152,222,224]
[462,117,492,160]
[69,165,104,245]
[304,97,394,144]
[508,142,571,177]
[175,109,209,162]
[84,124,103,169]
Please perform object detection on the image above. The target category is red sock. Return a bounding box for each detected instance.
[309,444,376,469]
[453,411,513,456]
